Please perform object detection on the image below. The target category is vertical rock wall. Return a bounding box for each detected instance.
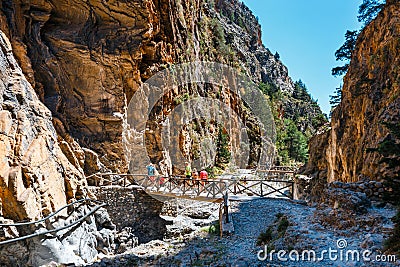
[0,30,115,267]
[0,31,84,222]
[304,1,400,185]
[0,0,298,174]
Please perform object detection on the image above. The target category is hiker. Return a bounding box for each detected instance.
[158,161,168,186]
[185,161,192,186]
[185,162,192,179]
[199,169,208,186]
[146,163,156,182]
[192,168,199,186]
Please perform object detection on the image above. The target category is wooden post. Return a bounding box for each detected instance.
[292,172,295,200]
[219,203,223,237]
[224,182,229,223]
[291,182,295,200]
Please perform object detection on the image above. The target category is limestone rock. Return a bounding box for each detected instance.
[304,1,400,189]
[321,188,371,214]
[0,31,84,221]
[0,0,303,174]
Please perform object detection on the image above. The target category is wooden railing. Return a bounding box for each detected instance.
[88,170,295,200]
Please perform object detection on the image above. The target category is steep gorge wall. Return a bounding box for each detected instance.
[304,1,400,185]
[0,31,113,267]
[0,0,309,264]
[0,0,297,175]
[0,31,84,222]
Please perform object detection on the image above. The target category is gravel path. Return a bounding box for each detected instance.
[88,198,399,267]
[223,198,313,265]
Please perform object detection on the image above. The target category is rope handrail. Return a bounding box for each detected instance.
[0,203,107,246]
[0,198,101,227]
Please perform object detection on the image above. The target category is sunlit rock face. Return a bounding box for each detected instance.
[0,0,329,264]
[304,1,400,184]
[0,0,306,231]
[0,31,84,222]
[0,0,299,175]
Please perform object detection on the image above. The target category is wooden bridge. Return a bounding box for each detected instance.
[87,167,297,202]
[0,167,297,245]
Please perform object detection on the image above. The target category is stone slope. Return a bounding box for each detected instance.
[304,1,400,184]
[0,30,84,222]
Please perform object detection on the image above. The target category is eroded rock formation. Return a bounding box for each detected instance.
[0,0,300,175]
[304,1,400,184]
[0,30,117,266]
[0,31,84,222]
[0,0,327,264]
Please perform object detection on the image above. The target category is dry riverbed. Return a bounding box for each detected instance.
[88,197,399,267]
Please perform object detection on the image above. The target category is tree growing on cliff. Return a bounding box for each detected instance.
[329,85,343,107]
[358,0,385,26]
[332,0,385,77]
[259,81,278,98]
[331,30,358,77]
[215,126,231,168]
[293,80,311,101]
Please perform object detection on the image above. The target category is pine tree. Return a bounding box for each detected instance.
[215,126,231,167]
[293,80,311,101]
[284,119,309,163]
[329,85,343,107]
[332,1,385,77]
[332,30,358,77]
[358,0,385,26]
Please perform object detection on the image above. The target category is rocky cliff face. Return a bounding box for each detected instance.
[0,31,116,266]
[0,0,300,176]
[0,31,85,222]
[0,0,334,266]
[304,1,400,184]
[0,0,326,264]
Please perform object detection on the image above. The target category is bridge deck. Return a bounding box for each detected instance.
[89,167,297,201]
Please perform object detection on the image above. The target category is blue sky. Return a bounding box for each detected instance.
[242,0,363,114]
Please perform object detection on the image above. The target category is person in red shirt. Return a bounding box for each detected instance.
[199,169,208,186]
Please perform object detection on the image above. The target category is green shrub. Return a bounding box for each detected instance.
[277,216,289,234]
[201,221,220,236]
[174,93,190,105]
[256,227,273,246]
